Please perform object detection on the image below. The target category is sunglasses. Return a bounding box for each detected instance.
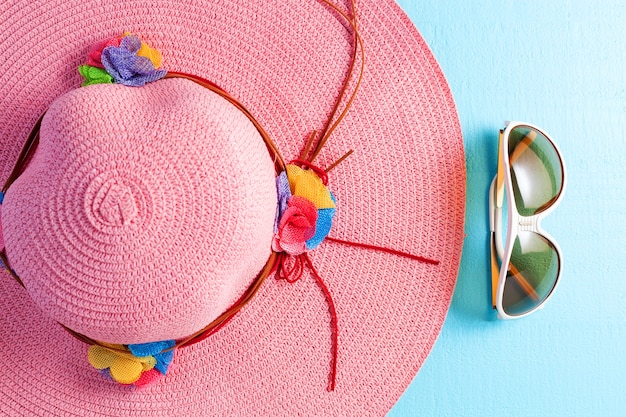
[489,121,566,319]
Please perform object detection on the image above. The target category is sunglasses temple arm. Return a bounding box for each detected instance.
[489,177,504,254]
[491,234,540,310]
[489,178,501,309]
[490,235,498,309]
[492,127,541,216]
[509,264,541,302]
[489,128,540,308]
[508,130,537,166]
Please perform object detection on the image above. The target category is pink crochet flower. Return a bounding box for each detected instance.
[272,196,318,255]
[86,36,123,68]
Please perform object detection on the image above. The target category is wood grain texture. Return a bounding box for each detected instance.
[391,1,625,416]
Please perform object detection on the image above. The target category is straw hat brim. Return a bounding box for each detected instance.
[0,0,465,415]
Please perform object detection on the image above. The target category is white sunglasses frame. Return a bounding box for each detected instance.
[489,121,567,319]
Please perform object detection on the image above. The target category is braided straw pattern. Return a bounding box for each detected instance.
[0,0,465,415]
[2,78,277,344]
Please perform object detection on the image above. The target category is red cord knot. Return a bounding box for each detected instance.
[289,159,329,185]
[274,253,306,283]
[271,161,339,391]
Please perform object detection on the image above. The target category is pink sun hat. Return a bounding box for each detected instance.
[0,0,465,415]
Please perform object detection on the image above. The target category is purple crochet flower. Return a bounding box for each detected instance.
[101,35,167,86]
[275,171,292,233]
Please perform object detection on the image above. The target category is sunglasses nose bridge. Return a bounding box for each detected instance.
[518,214,538,233]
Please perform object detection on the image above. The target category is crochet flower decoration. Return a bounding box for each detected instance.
[272,165,336,255]
[88,340,175,386]
[79,33,166,87]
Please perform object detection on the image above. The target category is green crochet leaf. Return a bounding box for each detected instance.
[78,65,113,86]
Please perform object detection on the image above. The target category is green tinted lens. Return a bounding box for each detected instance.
[508,126,563,216]
[502,231,560,316]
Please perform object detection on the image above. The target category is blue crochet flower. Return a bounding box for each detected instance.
[127,339,176,375]
[101,35,167,86]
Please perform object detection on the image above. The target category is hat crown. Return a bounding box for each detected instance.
[1,78,277,344]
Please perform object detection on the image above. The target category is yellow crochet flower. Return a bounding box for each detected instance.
[122,31,163,68]
[88,344,156,384]
[286,165,335,209]
[137,42,163,68]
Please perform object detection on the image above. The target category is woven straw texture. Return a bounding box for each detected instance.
[3,79,278,344]
[0,0,465,416]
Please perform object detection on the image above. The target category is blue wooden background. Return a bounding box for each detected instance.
[389,1,625,416]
